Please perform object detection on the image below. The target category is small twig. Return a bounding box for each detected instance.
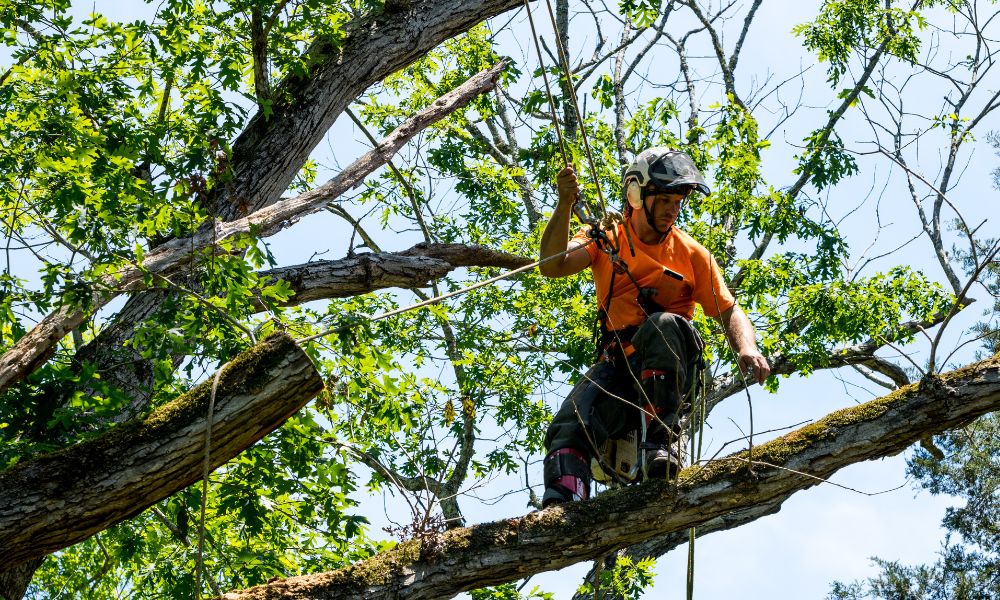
[928,240,1000,373]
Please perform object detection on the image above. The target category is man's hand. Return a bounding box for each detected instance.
[738,350,770,385]
[717,306,771,386]
[556,164,580,207]
[539,164,592,278]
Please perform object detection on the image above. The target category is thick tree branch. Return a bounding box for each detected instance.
[218,354,1000,600]
[0,332,324,569]
[213,0,521,219]
[0,63,505,393]
[254,243,531,310]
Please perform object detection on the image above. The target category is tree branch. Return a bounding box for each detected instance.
[0,332,324,568]
[218,354,1000,600]
[0,62,506,393]
[253,243,531,310]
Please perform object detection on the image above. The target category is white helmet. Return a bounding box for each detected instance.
[623,147,710,205]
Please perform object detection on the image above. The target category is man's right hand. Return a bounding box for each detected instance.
[540,164,592,278]
[556,165,580,207]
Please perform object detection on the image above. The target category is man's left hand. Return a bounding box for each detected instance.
[738,351,770,385]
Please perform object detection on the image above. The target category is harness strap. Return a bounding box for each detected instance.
[640,369,670,380]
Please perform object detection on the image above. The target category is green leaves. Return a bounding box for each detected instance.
[794,127,859,191]
[793,0,927,85]
[619,0,663,28]
[472,582,555,599]
[575,556,657,600]
[776,267,949,373]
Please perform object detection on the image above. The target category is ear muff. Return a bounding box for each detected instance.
[625,178,643,210]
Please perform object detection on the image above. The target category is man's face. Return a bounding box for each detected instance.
[643,188,689,230]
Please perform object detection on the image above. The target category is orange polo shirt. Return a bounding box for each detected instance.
[571,222,735,332]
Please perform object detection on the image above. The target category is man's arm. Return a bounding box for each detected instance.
[538,165,592,278]
[716,305,770,385]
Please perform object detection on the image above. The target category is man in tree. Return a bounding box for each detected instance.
[537,147,770,507]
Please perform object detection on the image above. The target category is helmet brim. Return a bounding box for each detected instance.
[649,178,711,196]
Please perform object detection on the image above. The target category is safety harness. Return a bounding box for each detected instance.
[585,217,685,362]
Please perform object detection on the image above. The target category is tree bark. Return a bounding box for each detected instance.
[0,62,505,394]
[0,559,43,600]
[216,0,522,220]
[0,332,323,569]
[218,354,1000,600]
[256,243,531,310]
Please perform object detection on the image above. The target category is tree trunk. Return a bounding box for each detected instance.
[218,356,1000,600]
[0,332,323,568]
[0,559,43,600]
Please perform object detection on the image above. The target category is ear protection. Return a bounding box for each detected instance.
[624,177,643,210]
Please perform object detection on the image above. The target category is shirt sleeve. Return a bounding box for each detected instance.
[692,249,736,318]
[570,227,600,263]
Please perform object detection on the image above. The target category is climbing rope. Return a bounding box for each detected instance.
[539,0,609,220]
[195,363,227,600]
[297,240,594,344]
[522,0,593,225]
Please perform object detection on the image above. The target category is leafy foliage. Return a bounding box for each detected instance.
[574,556,657,600]
[793,0,927,84]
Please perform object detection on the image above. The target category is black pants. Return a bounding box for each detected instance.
[544,312,704,458]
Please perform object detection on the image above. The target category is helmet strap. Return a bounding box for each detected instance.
[641,188,671,238]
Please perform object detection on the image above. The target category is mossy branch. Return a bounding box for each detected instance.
[0,332,324,569]
[218,355,1000,600]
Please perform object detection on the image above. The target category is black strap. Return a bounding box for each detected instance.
[543,451,590,486]
[594,267,617,360]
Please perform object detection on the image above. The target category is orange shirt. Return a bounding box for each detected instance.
[571,222,735,331]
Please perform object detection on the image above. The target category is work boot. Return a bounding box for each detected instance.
[542,448,590,507]
[640,398,684,478]
[643,441,685,479]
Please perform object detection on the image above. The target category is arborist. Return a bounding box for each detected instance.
[538,147,771,507]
